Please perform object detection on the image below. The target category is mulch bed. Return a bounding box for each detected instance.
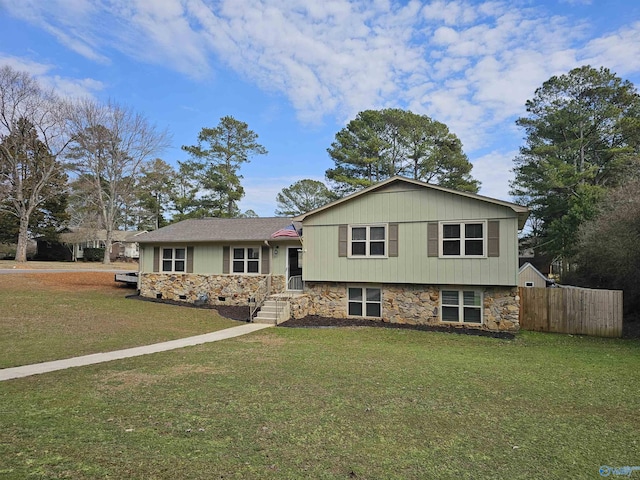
[128,295,640,339]
[127,295,514,338]
[127,295,252,321]
[281,315,516,339]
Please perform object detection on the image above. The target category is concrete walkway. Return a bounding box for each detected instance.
[0,323,272,382]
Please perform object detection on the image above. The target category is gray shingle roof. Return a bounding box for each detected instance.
[135,217,299,243]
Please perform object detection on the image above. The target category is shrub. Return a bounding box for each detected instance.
[83,248,105,262]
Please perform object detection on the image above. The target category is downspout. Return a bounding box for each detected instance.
[137,246,143,294]
[264,239,273,296]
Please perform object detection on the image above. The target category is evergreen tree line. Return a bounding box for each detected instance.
[510,66,640,314]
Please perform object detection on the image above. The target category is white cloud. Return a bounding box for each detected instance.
[560,0,592,5]
[0,55,105,98]
[422,0,482,25]
[433,26,459,45]
[0,55,52,76]
[471,149,518,201]
[3,0,640,160]
[581,22,640,74]
[2,0,110,63]
[46,76,105,99]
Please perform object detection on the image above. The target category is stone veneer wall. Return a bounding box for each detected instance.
[289,282,520,332]
[140,273,286,306]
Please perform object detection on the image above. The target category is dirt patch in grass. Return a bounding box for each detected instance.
[98,371,164,392]
[23,271,127,292]
[95,364,228,392]
[0,260,134,270]
[0,270,129,293]
[97,365,226,392]
[236,335,288,347]
[165,364,226,376]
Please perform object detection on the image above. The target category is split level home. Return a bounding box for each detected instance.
[134,176,529,332]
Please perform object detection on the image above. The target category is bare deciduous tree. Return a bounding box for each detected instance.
[66,99,170,263]
[0,66,70,262]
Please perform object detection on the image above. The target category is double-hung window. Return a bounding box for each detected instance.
[348,286,382,317]
[441,222,485,257]
[233,247,260,274]
[162,247,186,272]
[441,289,482,324]
[350,225,387,257]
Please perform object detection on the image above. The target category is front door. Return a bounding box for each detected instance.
[287,247,303,290]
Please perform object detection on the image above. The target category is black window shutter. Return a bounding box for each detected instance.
[222,246,230,274]
[261,245,270,274]
[186,246,194,273]
[338,225,348,257]
[488,220,500,257]
[388,223,399,257]
[427,222,438,257]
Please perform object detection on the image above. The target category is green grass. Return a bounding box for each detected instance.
[1,323,639,479]
[0,273,238,368]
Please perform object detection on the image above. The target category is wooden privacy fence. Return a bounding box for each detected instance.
[519,286,623,338]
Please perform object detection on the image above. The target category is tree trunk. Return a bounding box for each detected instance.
[15,213,30,263]
[103,228,113,264]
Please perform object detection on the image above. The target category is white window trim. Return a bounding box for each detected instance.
[347,285,382,318]
[524,281,534,287]
[231,246,261,275]
[439,220,487,258]
[162,247,187,273]
[440,288,483,325]
[348,224,388,258]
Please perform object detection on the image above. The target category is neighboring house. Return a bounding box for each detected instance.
[54,228,145,261]
[518,239,551,276]
[35,236,73,261]
[136,176,529,332]
[518,262,554,288]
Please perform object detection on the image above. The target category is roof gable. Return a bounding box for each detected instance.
[518,262,548,281]
[294,176,529,229]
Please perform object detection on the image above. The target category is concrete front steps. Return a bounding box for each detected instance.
[252,297,291,325]
[252,292,303,325]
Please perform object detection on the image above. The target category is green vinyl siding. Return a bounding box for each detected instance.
[193,245,224,274]
[140,245,154,273]
[140,242,291,276]
[302,185,520,286]
[271,244,288,274]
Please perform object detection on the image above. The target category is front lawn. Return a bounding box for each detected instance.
[1,323,639,479]
[0,272,237,368]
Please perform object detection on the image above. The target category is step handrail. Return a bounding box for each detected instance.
[287,275,303,291]
[249,274,271,322]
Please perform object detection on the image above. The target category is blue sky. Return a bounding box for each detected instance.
[1,0,638,216]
